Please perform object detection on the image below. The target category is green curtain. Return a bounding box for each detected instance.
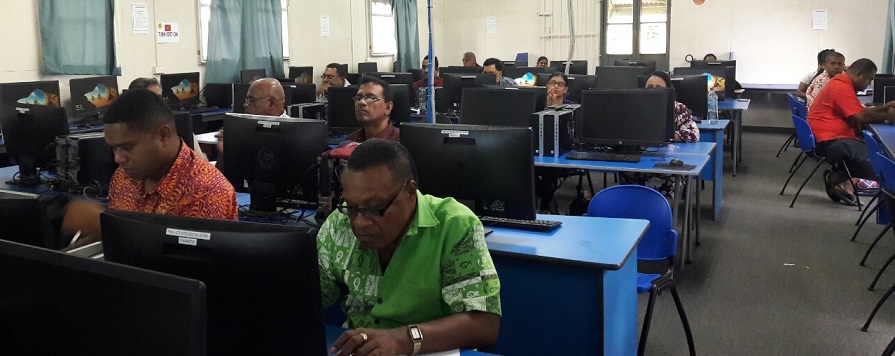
[884,0,895,74]
[38,0,115,75]
[393,0,420,72]
[206,0,285,84]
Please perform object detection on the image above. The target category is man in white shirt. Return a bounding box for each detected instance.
[316,63,351,102]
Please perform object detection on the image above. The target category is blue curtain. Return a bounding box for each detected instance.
[206,0,285,84]
[884,0,895,74]
[393,0,420,72]
[38,0,115,75]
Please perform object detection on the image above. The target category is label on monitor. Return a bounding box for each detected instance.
[178,237,198,246]
[258,121,281,128]
[166,228,211,240]
[440,130,468,138]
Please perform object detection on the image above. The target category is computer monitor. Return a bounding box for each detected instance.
[409,68,424,83]
[690,60,737,68]
[283,83,317,105]
[101,209,325,356]
[666,75,708,118]
[0,239,207,355]
[0,104,69,185]
[389,83,411,124]
[595,66,653,89]
[536,73,598,104]
[172,111,195,149]
[613,59,658,71]
[358,62,378,74]
[437,73,496,113]
[160,72,201,108]
[222,113,327,211]
[550,60,589,75]
[0,80,61,107]
[288,66,314,83]
[0,189,68,248]
[204,83,233,108]
[231,83,251,114]
[326,85,361,133]
[364,72,414,85]
[400,123,536,220]
[874,77,895,104]
[240,68,266,84]
[673,66,736,100]
[69,76,119,121]
[440,66,483,75]
[578,88,673,153]
[460,87,540,126]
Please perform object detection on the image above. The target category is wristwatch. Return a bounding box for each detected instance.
[407,324,423,355]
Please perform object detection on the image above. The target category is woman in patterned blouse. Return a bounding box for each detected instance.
[618,71,700,200]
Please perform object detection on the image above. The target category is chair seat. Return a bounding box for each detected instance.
[637,273,660,294]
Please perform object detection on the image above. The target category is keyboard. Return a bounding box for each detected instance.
[478,216,562,232]
[566,151,641,163]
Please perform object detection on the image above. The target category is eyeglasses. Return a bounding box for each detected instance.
[352,95,385,103]
[337,181,409,220]
[321,74,340,80]
[244,95,272,104]
[546,80,567,87]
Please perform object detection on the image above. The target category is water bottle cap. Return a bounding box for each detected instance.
[710,87,715,91]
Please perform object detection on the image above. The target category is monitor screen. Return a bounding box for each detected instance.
[0,239,207,355]
[874,77,895,103]
[0,104,69,185]
[671,74,709,117]
[578,88,672,149]
[401,123,536,220]
[204,83,233,108]
[595,66,653,89]
[231,83,251,114]
[461,87,539,126]
[283,83,317,105]
[222,113,327,211]
[0,80,61,107]
[0,189,68,249]
[326,85,361,132]
[240,68,267,84]
[160,72,201,107]
[437,73,495,113]
[288,66,314,83]
[389,83,411,124]
[357,62,378,74]
[549,60,588,75]
[100,209,325,356]
[440,66,483,75]
[673,66,736,100]
[69,76,119,119]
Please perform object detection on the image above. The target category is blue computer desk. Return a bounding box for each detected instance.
[719,99,750,176]
[657,140,723,219]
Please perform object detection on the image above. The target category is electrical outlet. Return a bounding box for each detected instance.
[153,66,165,74]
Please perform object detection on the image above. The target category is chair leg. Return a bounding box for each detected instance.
[776,133,796,158]
[869,251,895,291]
[669,286,696,356]
[851,198,881,241]
[789,161,824,208]
[789,152,804,173]
[861,280,895,332]
[854,193,880,227]
[860,223,892,267]
[882,332,895,356]
[780,155,809,195]
[638,289,659,356]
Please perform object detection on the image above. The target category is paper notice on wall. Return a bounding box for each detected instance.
[486,16,497,34]
[320,16,331,37]
[156,22,180,43]
[812,9,828,30]
[132,4,149,34]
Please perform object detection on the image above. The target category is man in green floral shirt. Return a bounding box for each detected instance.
[319,139,501,355]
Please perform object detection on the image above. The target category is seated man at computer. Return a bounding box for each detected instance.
[808,58,895,206]
[62,89,239,247]
[346,77,400,142]
[320,139,501,355]
[412,55,443,107]
[482,58,517,87]
[806,51,846,109]
[215,78,288,168]
[316,63,351,102]
[462,52,480,68]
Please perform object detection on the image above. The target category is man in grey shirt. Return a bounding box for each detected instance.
[482,58,517,87]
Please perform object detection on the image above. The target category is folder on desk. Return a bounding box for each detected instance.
[531,105,577,158]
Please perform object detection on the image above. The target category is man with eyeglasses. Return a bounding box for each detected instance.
[346,77,400,142]
[316,63,351,102]
[215,78,288,169]
[482,57,517,87]
[319,139,501,356]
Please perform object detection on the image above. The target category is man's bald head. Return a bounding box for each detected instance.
[244,78,286,116]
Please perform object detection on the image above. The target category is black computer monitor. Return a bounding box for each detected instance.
[440,66,483,75]
[0,239,207,355]
[550,60,589,75]
[289,66,314,83]
[668,75,709,118]
[0,104,69,185]
[364,72,414,85]
[401,123,536,220]
[437,73,496,113]
[690,60,737,68]
[204,83,233,108]
[231,83,251,114]
[283,83,317,105]
[535,74,598,104]
[409,68,424,83]
[595,66,653,89]
[613,59,658,71]
[240,68,266,84]
[69,76,119,121]
[160,72,201,108]
[673,66,736,100]
[874,77,895,104]
[100,210,325,356]
[0,189,68,248]
[326,85,361,133]
[0,80,61,107]
[461,87,539,126]
[578,88,673,153]
[358,62,378,74]
[389,83,411,124]
[172,111,195,148]
[222,113,327,211]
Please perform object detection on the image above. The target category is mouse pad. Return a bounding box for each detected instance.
[653,163,696,170]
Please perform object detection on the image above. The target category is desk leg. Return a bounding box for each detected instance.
[713,129,723,220]
[674,175,686,269]
[694,175,701,249]
[684,175,693,264]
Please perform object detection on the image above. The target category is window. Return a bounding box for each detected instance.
[198,0,290,63]
[370,0,396,56]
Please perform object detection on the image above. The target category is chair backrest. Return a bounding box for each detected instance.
[585,185,678,262]
[864,130,887,185]
[791,115,816,154]
[877,152,895,192]
[787,93,807,119]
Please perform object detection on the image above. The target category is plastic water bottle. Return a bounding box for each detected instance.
[707,87,719,124]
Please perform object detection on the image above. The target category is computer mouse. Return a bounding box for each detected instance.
[670,159,684,166]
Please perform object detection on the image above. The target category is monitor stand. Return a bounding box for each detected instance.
[608,145,640,155]
[7,157,42,187]
[250,180,277,212]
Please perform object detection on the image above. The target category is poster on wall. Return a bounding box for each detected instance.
[157,22,180,43]
[132,4,149,34]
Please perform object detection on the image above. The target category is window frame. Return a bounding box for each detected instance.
[369,0,397,57]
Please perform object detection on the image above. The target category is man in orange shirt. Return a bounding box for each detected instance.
[807,58,895,205]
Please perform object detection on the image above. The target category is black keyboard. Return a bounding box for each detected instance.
[478,216,562,232]
[566,151,641,163]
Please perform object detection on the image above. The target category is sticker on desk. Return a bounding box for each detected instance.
[258,121,281,128]
[178,237,198,246]
[166,228,211,240]
[440,130,468,137]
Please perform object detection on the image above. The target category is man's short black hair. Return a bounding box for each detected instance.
[103,88,174,133]
[128,77,160,91]
[346,139,418,184]
[849,58,878,76]
[359,76,394,102]
[548,71,568,84]
[483,58,504,72]
[326,63,347,77]
[648,70,673,87]
[423,55,439,69]
[703,53,717,61]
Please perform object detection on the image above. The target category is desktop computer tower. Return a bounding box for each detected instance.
[55,132,116,193]
[531,105,577,157]
[0,189,69,249]
[288,103,326,120]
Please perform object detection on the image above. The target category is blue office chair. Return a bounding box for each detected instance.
[779,115,861,209]
[852,131,888,263]
[862,152,895,332]
[777,94,808,157]
[586,185,696,356]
